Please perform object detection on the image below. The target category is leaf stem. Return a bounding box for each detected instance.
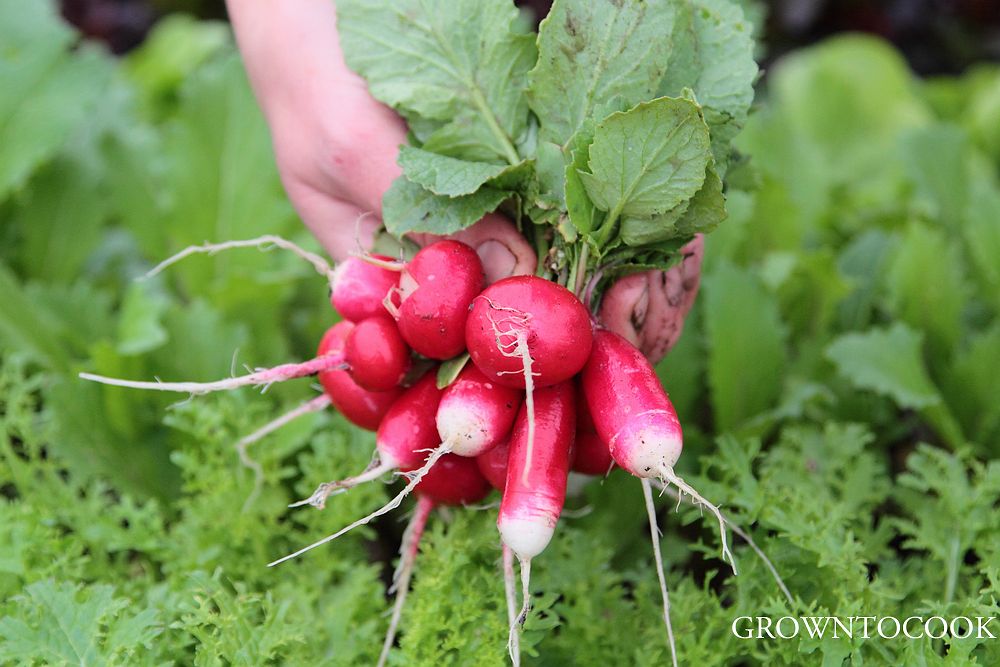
[470,88,521,166]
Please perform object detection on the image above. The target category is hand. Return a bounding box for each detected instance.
[597,235,704,364]
[225,0,535,282]
[227,0,702,360]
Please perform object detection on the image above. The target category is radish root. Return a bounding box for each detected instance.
[658,465,737,575]
[290,458,396,509]
[237,393,331,512]
[483,298,537,487]
[508,557,531,665]
[268,446,449,566]
[144,235,336,287]
[502,545,520,667]
[654,481,793,606]
[79,353,346,395]
[378,495,434,667]
[642,479,678,667]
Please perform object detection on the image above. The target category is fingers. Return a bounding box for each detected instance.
[285,181,381,262]
[598,235,704,364]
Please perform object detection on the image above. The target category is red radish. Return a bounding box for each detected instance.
[142,235,402,324]
[436,365,522,457]
[296,371,442,508]
[388,240,485,360]
[497,382,575,663]
[344,315,411,391]
[414,453,491,506]
[465,275,593,390]
[331,254,401,322]
[571,387,614,476]
[379,459,491,667]
[465,275,591,484]
[476,437,510,492]
[317,322,401,431]
[582,329,735,667]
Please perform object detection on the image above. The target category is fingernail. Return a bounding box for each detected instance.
[476,240,516,284]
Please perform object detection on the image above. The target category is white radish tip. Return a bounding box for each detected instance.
[612,416,683,479]
[498,518,554,560]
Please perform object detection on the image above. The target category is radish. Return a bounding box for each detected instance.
[317,322,402,431]
[497,381,575,663]
[272,362,523,565]
[571,387,614,476]
[378,457,490,667]
[414,453,491,506]
[331,254,401,322]
[296,371,442,508]
[387,240,485,360]
[343,315,411,391]
[581,328,735,666]
[476,437,510,492]
[436,365,521,457]
[464,275,591,485]
[465,276,593,390]
[142,234,402,324]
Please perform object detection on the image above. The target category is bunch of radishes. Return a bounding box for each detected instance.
[83,235,745,666]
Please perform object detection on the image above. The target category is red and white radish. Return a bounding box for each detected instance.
[497,381,575,663]
[317,322,401,431]
[388,240,485,360]
[582,328,734,667]
[436,364,521,457]
[343,315,411,391]
[332,254,401,322]
[465,275,591,485]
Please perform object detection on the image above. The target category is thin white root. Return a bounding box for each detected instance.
[654,481,794,607]
[79,354,346,395]
[658,465,737,575]
[503,545,520,667]
[237,394,331,513]
[482,298,537,487]
[351,251,405,272]
[642,479,678,667]
[268,446,450,567]
[378,495,434,667]
[508,557,531,665]
[144,235,336,287]
[289,459,396,509]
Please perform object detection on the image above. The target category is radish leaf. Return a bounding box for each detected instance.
[527,0,677,147]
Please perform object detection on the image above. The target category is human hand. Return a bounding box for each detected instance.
[227,0,702,359]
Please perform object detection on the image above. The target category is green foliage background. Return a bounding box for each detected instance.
[2,2,1000,665]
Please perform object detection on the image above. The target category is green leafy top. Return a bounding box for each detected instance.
[336,0,758,298]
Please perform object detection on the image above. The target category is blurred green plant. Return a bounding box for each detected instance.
[2,2,1000,665]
